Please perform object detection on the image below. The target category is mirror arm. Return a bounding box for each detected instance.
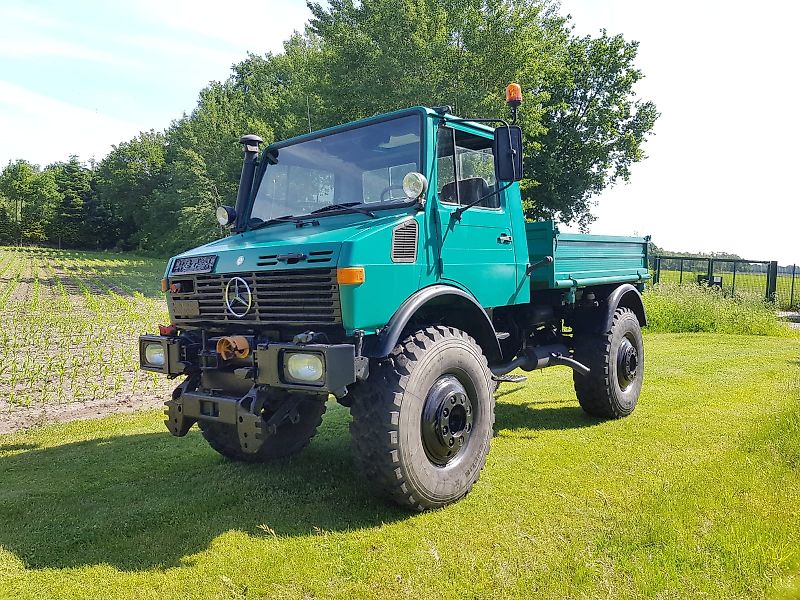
[451,180,514,222]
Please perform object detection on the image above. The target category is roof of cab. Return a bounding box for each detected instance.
[267,106,494,150]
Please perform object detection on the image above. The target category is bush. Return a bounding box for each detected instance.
[643,283,793,336]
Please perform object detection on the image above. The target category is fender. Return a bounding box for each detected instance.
[604,283,647,330]
[571,283,647,335]
[367,284,502,362]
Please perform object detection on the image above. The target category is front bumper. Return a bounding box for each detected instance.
[139,334,360,394]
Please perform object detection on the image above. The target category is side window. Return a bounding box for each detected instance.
[436,127,457,204]
[436,127,499,209]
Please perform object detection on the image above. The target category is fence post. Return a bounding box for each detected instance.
[791,264,796,308]
[732,260,737,296]
[708,258,714,286]
[679,259,684,284]
[766,261,778,302]
[654,257,661,284]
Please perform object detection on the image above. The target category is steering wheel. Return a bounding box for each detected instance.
[379,185,406,202]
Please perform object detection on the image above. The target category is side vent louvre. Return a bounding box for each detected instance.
[391,220,418,263]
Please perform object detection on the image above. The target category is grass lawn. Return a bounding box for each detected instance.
[1,333,799,599]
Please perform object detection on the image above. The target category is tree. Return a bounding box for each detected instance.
[95,130,168,248]
[47,157,98,248]
[525,31,659,227]
[0,160,60,244]
[306,0,657,226]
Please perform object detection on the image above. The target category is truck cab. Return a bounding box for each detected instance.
[140,96,649,510]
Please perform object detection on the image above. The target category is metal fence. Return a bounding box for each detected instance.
[650,256,798,310]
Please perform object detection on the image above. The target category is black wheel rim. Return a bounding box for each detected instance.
[421,375,475,466]
[616,335,639,390]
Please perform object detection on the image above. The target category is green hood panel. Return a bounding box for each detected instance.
[168,209,415,276]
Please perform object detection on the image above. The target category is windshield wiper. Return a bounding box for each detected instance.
[309,202,376,218]
[248,214,303,231]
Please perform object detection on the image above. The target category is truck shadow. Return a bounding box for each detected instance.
[0,409,408,572]
[494,400,597,433]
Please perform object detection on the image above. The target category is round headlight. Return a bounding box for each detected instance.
[402,172,428,199]
[144,343,165,367]
[286,353,324,383]
[216,205,236,227]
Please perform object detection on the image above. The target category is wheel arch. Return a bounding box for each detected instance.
[606,284,647,330]
[366,285,502,362]
[572,283,647,335]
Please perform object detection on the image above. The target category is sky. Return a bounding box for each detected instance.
[0,0,797,264]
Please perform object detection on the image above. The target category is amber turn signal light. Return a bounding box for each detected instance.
[161,278,168,292]
[337,267,365,285]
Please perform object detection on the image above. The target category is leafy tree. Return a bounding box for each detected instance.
[0,0,658,252]
[95,130,168,248]
[0,160,60,244]
[525,31,659,227]
[306,0,656,226]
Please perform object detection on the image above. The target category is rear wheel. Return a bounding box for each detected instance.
[573,307,643,418]
[349,326,495,511]
[199,393,327,462]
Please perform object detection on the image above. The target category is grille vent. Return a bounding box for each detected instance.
[169,268,341,326]
[257,249,334,267]
[391,220,418,263]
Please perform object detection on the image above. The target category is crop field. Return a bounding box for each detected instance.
[652,269,798,310]
[0,247,173,416]
[1,333,799,599]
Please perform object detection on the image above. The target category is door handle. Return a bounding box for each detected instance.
[497,233,513,244]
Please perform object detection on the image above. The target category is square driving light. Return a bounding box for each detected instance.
[282,351,326,385]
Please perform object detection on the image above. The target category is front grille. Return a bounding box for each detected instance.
[169,268,341,326]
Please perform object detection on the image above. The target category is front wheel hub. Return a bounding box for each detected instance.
[421,375,474,466]
[617,337,639,389]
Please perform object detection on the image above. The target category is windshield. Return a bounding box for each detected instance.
[249,114,422,224]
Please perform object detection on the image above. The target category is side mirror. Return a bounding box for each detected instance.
[493,125,523,182]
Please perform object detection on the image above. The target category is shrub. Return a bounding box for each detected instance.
[643,283,793,336]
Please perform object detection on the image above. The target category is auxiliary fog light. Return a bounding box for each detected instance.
[285,352,325,383]
[144,343,166,367]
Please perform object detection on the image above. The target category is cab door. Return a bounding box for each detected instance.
[433,125,520,308]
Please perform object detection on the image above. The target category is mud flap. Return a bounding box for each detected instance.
[236,389,266,454]
[164,378,197,437]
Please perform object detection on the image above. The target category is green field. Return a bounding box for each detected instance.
[0,247,172,408]
[1,247,798,598]
[1,333,799,599]
[652,269,798,310]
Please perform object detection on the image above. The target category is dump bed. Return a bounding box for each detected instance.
[525,220,650,290]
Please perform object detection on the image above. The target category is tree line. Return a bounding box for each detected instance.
[0,0,658,257]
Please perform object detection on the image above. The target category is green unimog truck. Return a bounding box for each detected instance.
[140,87,650,510]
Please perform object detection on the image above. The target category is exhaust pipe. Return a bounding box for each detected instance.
[234,134,264,232]
[491,344,590,378]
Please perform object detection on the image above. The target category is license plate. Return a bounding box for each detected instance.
[171,255,217,274]
[172,300,200,317]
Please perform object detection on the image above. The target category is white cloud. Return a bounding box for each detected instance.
[0,82,146,168]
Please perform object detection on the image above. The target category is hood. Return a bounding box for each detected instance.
[169,208,413,276]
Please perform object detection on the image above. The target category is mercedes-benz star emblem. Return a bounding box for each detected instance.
[224,276,252,318]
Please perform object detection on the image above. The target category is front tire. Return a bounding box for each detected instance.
[199,393,327,462]
[350,326,495,511]
[573,307,644,418]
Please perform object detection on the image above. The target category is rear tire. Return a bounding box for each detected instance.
[349,326,495,511]
[199,394,327,462]
[573,307,643,418]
